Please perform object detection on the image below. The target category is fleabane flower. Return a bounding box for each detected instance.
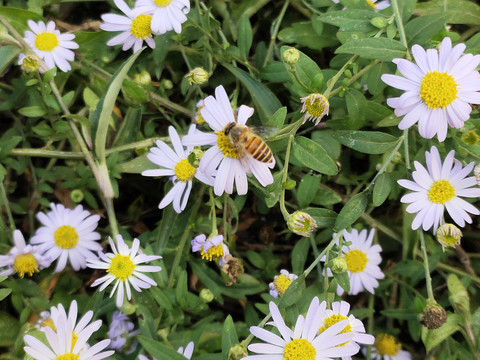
[191,234,229,266]
[182,85,275,196]
[381,37,480,142]
[365,333,411,360]
[101,0,155,53]
[300,93,330,125]
[23,20,79,72]
[108,311,140,352]
[142,125,212,213]
[31,203,102,273]
[24,300,114,360]
[398,146,480,232]
[242,297,357,360]
[316,300,374,360]
[0,230,51,278]
[87,235,162,307]
[17,53,41,73]
[269,269,298,298]
[322,229,384,295]
[135,0,190,34]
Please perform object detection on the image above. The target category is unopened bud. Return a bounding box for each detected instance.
[282,47,300,66]
[371,17,388,28]
[331,257,348,274]
[70,189,84,203]
[133,70,152,86]
[420,302,447,330]
[287,211,317,237]
[199,288,214,303]
[282,180,296,190]
[119,301,136,315]
[461,130,479,145]
[162,79,173,90]
[189,148,204,167]
[185,67,209,85]
[19,54,40,73]
[436,224,462,251]
[228,344,248,360]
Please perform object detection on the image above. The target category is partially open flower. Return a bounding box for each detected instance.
[287,211,317,237]
[185,67,209,85]
[436,223,462,251]
[300,93,330,125]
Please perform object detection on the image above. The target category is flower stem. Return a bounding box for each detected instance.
[304,231,343,278]
[419,230,436,301]
[403,129,411,170]
[329,59,379,98]
[390,0,410,60]
[209,187,218,235]
[323,55,358,98]
[0,181,15,231]
[105,198,119,240]
[262,0,290,68]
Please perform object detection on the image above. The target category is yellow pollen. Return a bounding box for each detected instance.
[428,180,455,204]
[130,14,152,39]
[71,332,78,351]
[375,334,401,356]
[201,244,224,262]
[54,225,78,249]
[54,354,79,360]
[345,250,368,273]
[13,253,39,278]
[273,274,292,296]
[107,254,136,281]
[174,159,196,182]
[420,71,458,109]
[318,314,352,346]
[304,94,329,118]
[153,0,173,6]
[283,339,316,360]
[41,318,56,331]
[35,32,59,51]
[216,131,239,159]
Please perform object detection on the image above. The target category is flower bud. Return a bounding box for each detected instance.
[436,224,462,251]
[371,16,388,28]
[133,70,152,86]
[189,148,204,168]
[461,130,479,145]
[282,47,300,66]
[161,79,173,90]
[70,189,84,203]
[185,67,209,85]
[300,93,330,126]
[19,54,40,73]
[228,344,248,360]
[420,302,447,330]
[287,211,317,237]
[331,257,348,274]
[199,288,214,303]
[282,180,296,190]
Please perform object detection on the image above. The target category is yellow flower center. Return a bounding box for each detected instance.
[41,318,56,331]
[273,274,292,296]
[13,253,39,278]
[195,106,206,125]
[345,250,368,273]
[54,354,79,360]
[107,254,136,281]
[318,313,352,346]
[54,225,79,249]
[304,94,329,118]
[283,339,316,360]
[35,32,59,51]
[428,180,455,204]
[153,0,172,6]
[131,14,152,39]
[200,244,224,262]
[71,332,78,351]
[216,131,239,159]
[420,71,458,109]
[375,334,401,356]
[174,159,196,182]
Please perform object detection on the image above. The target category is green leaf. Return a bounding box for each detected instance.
[278,22,338,51]
[138,336,188,360]
[448,274,470,316]
[260,62,290,82]
[297,174,321,208]
[0,131,22,160]
[223,63,282,124]
[0,311,20,346]
[345,89,367,128]
[304,207,337,228]
[18,106,46,117]
[246,250,266,269]
[333,271,350,292]
[421,313,461,351]
[113,107,142,147]
[334,191,368,231]
[238,15,253,61]
[119,152,153,174]
[149,287,173,311]
[381,308,419,320]
[336,38,407,61]
[416,0,480,25]
[331,131,398,154]
[404,14,448,47]
[0,46,20,74]
[266,107,287,128]
[92,49,144,161]
[0,7,42,32]
[278,275,306,308]
[222,315,239,360]
[319,10,380,32]
[373,173,392,206]
[0,288,11,302]
[292,136,338,175]
[280,46,323,94]
[366,62,392,95]
[291,237,310,274]
[472,307,480,341]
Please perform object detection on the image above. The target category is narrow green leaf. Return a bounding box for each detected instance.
[0,311,20,346]
[404,14,448,47]
[319,10,380,32]
[119,153,152,174]
[246,250,266,269]
[238,15,253,61]
[448,274,470,316]
[297,174,321,208]
[0,46,20,74]
[381,308,419,320]
[421,314,461,351]
[92,48,144,161]
[266,107,287,128]
[345,89,367,128]
[333,271,350,292]
[280,46,323,94]
[0,289,11,302]
[222,315,239,360]
[113,107,142,147]
[416,0,480,25]
[334,191,368,231]
[291,237,310,274]
[292,137,338,175]
[336,38,407,61]
[331,131,398,154]
[373,173,392,206]
[149,287,173,311]
[138,336,187,360]
[278,22,338,51]
[304,207,337,228]
[18,106,46,117]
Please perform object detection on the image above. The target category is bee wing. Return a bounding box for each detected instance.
[248,125,279,140]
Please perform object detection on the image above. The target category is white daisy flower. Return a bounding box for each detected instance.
[398,146,480,232]
[108,311,140,352]
[135,0,190,34]
[142,125,212,213]
[243,297,357,360]
[87,235,162,307]
[323,228,384,295]
[23,20,79,72]
[364,333,412,360]
[30,203,102,273]
[269,269,298,298]
[101,0,155,53]
[24,300,114,360]
[316,300,374,360]
[0,230,51,278]
[381,37,480,142]
[35,311,54,330]
[182,85,275,196]
[138,342,194,360]
[191,234,229,266]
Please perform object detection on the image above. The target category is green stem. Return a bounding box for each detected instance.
[209,187,218,234]
[0,181,15,231]
[390,0,410,59]
[403,129,411,170]
[419,230,435,301]
[323,249,330,305]
[329,59,378,98]
[242,313,272,346]
[324,55,358,98]
[106,198,119,239]
[436,262,480,285]
[262,0,290,68]
[309,235,323,278]
[304,231,343,278]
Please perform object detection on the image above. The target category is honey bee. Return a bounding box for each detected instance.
[223,122,274,164]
